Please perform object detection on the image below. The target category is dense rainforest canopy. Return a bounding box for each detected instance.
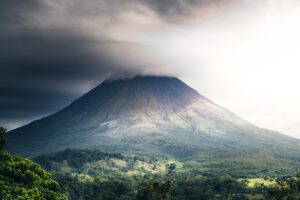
[0,127,67,200]
[35,149,300,200]
[2,126,300,199]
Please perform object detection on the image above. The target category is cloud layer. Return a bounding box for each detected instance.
[1,0,237,129]
[2,0,300,139]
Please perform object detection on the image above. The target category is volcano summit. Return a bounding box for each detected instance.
[6,76,300,158]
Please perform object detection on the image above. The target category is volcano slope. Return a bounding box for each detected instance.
[6,75,300,168]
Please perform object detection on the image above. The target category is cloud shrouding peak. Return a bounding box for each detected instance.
[6,0,300,139]
[0,0,239,129]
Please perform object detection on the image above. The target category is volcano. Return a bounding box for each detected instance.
[6,76,300,158]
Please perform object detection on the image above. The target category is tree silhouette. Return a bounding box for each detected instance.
[0,127,6,151]
[136,180,175,200]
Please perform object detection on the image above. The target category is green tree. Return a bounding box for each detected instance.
[0,127,68,200]
[264,176,300,200]
[0,151,68,200]
[0,127,6,151]
[136,180,176,200]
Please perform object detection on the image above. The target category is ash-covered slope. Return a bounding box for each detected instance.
[6,76,300,158]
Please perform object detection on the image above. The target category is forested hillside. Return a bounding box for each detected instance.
[34,149,300,200]
[3,126,300,200]
[0,127,67,200]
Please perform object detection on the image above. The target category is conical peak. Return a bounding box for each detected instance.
[103,74,181,84]
[61,75,202,119]
[93,75,202,106]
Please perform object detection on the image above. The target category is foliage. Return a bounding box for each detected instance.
[34,149,300,200]
[35,149,124,169]
[171,176,248,200]
[264,177,300,199]
[56,174,132,200]
[247,178,277,188]
[0,127,6,151]
[3,138,300,200]
[0,151,68,200]
[0,127,68,200]
[136,180,175,200]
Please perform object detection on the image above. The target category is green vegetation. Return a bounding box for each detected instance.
[0,127,67,200]
[33,149,300,200]
[3,125,300,199]
[246,178,277,188]
[0,127,6,151]
[3,140,300,199]
[136,180,174,200]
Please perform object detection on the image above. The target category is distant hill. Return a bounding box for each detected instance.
[6,75,300,160]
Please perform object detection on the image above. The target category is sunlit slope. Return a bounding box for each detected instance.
[6,76,300,158]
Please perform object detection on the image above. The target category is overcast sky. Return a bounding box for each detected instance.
[1,0,300,138]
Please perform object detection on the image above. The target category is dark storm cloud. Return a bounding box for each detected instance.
[0,28,157,125]
[60,0,237,22]
[138,0,237,21]
[0,0,237,129]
